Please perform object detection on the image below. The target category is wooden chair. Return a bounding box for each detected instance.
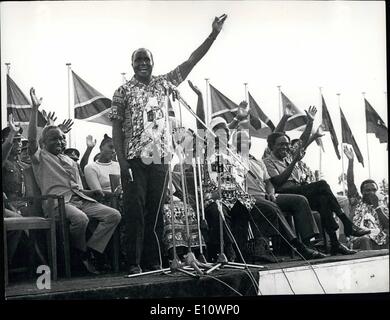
[24,166,71,278]
[3,192,61,286]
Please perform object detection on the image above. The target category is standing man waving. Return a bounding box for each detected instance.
[110,15,227,274]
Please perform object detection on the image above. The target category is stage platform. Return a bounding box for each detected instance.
[5,249,389,300]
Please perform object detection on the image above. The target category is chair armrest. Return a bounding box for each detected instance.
[17,194,65,203]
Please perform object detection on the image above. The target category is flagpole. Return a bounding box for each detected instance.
[362,91,371,178]
[5,62,11,75]
[205,78,210,126]
[319,86,323,177]
[244,83,248,103]
[277,85,282,120]
[66,63,72,148]
[337,92,346,196]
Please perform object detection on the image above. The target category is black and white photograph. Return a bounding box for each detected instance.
[1,0,388,304]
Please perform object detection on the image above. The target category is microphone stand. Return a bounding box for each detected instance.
[173,92,264,273]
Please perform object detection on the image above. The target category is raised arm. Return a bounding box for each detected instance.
[273,114,291,133]
[80,135,96,172]
[2,114,21,167]
[299,106,316,149]
[172,15,227,82]
[343,145,359,199]
[228,101,249,130]
[188,80,205,130]
[304,125,325,150]
[28,88,43,156]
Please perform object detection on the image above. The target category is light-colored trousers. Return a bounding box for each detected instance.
[64,198,121,253]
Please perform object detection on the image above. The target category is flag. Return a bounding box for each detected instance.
[340,108,364,166]
[7,74,46,129]
[209,84,270,138]
[321,94,341,159]
[280,91,307,131]
[72,71,111,126]
[248,92,275,131]
[209,84,237,123]
[365,98,388,143]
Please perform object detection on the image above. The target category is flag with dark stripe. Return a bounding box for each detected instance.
[340,108,364,166]
[248,92,275,131]
[280,91,307,131]
[210,84,270,138]
[7,74,46,128]
[365,98,387,143]
[209,84,237,123]
[321,94,341,159]
[72,71,111,126]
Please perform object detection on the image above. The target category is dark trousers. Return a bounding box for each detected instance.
[121,158,168,268]
[278,180,351,238]
[275,194,319,240]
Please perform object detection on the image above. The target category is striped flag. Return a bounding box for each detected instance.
[209,84,237,122]
[340,108,364,166]
[321,94,341,159]
[72,71,111,126]
[365,98,387,143]
[7,74,46,129]
[209,84,270,138]
[280,91,307,131]
[248,92,275,131]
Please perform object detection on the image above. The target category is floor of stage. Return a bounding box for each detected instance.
[5,249,389,300]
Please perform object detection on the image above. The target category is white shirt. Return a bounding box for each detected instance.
[84,160,120,192]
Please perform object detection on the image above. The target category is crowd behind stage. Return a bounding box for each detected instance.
[2,15,389,279]
[3,85,389,277]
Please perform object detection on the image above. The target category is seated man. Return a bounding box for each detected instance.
[232,130,325,260]
[263,132,370,256]
[28,88,121,274]
[344,146,389,250]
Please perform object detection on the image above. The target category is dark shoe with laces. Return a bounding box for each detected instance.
[344,225,371,237]
[330,242,357,255]
[128,265,142,275]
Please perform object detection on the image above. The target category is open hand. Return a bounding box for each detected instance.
[314,125,325,139]
[343,145,354,160]
[305,106,317,122]
[42,110,57,126]
[212,14,227,34]
[86,135,97,148]
[58,119,74,134]
[30,87,43,109]
[8,114,21,135]
[188,80,202,95]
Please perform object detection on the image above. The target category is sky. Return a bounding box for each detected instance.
[1,0,387,194]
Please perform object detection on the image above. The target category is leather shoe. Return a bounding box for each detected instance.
[81,258,100,275]
[330,242,357,255]
[345,225,371,237]
[128,265,142,275]
[297,245,327,260]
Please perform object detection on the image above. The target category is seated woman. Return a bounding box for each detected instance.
[84,134,120,193]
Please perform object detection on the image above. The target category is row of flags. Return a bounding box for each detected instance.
[6,71,388,168]
[208,83,387,167]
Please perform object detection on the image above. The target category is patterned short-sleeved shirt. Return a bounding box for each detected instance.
[109,67,183,160]
[351,200,388,245]
[204,153,255,211]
